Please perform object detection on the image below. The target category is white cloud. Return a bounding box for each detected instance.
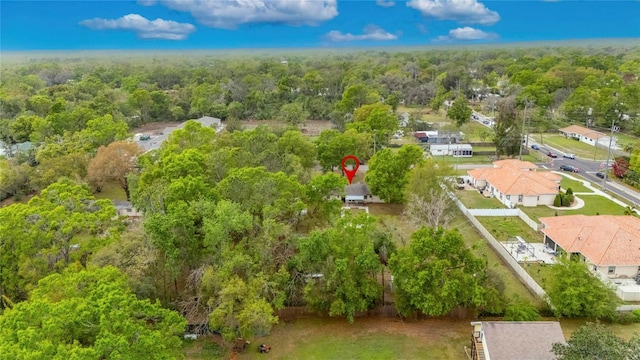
[155,0,338,29]
[416,24,428,34]
[137,0,157,5]
[407,0,500,26]
[376,0,396,7]
[80,14,196,40]
[326,25,398,42]
[436,26,497,41]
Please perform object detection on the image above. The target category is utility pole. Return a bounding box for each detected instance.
[602,107,622,191]
[518,101,530,160]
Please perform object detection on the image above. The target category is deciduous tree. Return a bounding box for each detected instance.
[389,226,486,317]
[553,322,640,360]
[87,141,144,200]
[546,258,619,319]
[447,96,472,127]
[0,266,186,359]
[297,215,382,323]
[365,145,423,203]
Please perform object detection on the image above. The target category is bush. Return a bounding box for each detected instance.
[566,188,573,195]
[504,299,539,321]
[554,194,562,207]
[565,194,574,204]
[612,311,638,324]
[633,309,640,322]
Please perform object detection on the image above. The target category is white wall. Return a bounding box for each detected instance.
[538,194,556,206]
[596,265,639,279]
[522,196,537,207]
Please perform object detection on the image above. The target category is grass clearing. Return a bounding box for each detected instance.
[93,181,127,201]
[519,195,626,222]
[234,317,470,360]
[455,189,505,209]
[476,217,543,243]
[559,176,593,193]
[557,318,640,341]
[535,134,610,160]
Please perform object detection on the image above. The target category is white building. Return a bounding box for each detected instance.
[559,125,617,149]
[429,144,473,157]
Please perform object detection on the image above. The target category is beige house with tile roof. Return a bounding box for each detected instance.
[540,215,640,280]
[559,124,615,148]
[469,321,564,360]
[467,159,561,208]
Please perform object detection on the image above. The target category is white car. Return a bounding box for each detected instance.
[563,153,575,159]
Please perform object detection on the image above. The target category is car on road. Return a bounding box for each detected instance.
[547,152,558,158]
[563,153,575,159]
[560,165,579,173]
[596,172,605,179]
[482,120,490,124]
[531,144,539,150]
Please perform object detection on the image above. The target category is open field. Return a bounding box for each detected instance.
[559,176,593,193]
[455,189,505,209]
[476,217,543,243]
[519,195,626,221]
[534,134,612,159]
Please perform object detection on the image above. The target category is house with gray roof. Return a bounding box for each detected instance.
[343,183,372,204]
[469,321,565,360]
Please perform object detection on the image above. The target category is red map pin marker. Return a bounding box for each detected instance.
[341,155,360,185]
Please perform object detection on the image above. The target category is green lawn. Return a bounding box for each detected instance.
[519,195,626,222]
[614,132,638,149]
[456,189,505,209]
[476,217,543,243]
[559,176,593,193]
[534,134,610,160]
[93,181,127,201]
[523,263,556,290]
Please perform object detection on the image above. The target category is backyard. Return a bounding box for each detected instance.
[519,194,626,221]
[476,217,543,243]
[455,189,505,209]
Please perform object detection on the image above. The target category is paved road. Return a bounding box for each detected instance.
[527,136,640,207]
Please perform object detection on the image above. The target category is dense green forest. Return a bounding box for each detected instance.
[1,46,640,357]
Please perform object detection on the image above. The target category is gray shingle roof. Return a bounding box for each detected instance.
[481,321,565,360]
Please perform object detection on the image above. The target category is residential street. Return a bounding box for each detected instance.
[527,137,640,208]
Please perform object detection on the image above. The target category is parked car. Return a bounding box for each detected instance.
[596,172,605,179]
[531,144,540,150]
[482,120,490,125]
[560,165,579,173]
[563,153,575,159]
[547,152,558,158]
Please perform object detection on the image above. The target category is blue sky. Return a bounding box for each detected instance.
[1,0,639,50]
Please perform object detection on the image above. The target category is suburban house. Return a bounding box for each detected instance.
[429,144,473,157]
[135,116,224,153]
[469,321,565,360]
[539,215,640,300]
[467,159,561,208]
[558,125,616,148]
[342,183,372,204]
[414,130,462,144]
